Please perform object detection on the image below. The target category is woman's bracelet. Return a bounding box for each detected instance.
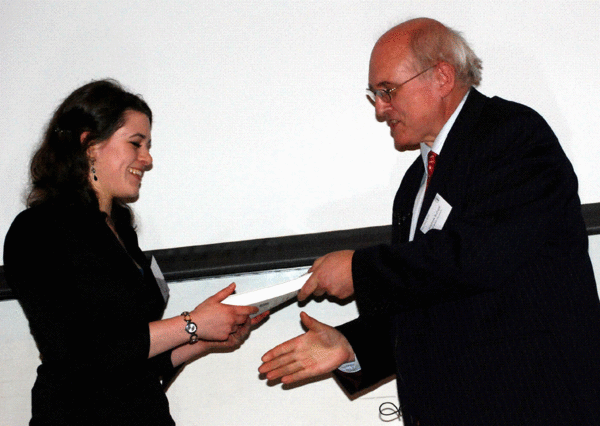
[181,311,199,344]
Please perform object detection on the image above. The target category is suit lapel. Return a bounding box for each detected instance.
[413,89,489,239]
[392,157,424,244]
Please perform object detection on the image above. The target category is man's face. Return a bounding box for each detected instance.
[368,38,444,151]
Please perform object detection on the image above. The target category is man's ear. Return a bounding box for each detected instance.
[435,61,456,98]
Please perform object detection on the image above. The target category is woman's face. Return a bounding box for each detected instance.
[88,110,152,213]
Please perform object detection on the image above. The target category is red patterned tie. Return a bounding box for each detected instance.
[426,151,438,189]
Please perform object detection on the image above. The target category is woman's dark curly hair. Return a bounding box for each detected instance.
[27,79,152,225]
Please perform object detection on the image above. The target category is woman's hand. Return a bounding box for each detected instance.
[150,283,269,364]
[207,310,270,349]
[170,310,270,367]
[190,283,259,341]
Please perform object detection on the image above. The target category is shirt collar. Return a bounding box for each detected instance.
[420,89,471,168]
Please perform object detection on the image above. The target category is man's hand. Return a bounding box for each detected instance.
[298,250,355,301]
[259,312,355,384]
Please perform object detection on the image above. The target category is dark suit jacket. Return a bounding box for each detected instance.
[4,200,177,426]
[336,89,600,425]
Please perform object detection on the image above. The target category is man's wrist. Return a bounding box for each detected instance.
[338,356,361,373]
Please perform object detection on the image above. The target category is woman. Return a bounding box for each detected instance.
[3,79,266,425]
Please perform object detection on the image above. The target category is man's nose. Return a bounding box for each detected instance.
[375,97,390,122]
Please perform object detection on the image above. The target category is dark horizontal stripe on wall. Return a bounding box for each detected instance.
[586,202,600,235]
[1,202,599,301]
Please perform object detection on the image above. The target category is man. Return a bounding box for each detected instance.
[259,18,600,425]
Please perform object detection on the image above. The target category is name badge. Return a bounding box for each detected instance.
[151,256,170,303]
[421,193,452,234]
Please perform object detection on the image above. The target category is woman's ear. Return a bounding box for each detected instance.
[82,132,98,159]
[85,138,99,183]
[80,131,90,145]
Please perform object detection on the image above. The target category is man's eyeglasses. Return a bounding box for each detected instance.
[366,64,438,106]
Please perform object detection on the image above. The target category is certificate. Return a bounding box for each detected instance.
[223,272,312,317]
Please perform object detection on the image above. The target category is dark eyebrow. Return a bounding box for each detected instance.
[368,81,394,90]
[129,133,151,148]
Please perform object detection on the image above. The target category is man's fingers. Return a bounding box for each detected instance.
[261,354,298,378]
[299,311,314,329]
[280,369,313,385]
[300,311,324,332]
[261,340,295,363]
[298,276,318,301]
[310,255,325,270]
[267,364,304,382]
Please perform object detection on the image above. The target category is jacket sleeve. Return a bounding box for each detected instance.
[332,316,396,394]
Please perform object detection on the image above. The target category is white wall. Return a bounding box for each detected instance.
[1,1,599,258]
